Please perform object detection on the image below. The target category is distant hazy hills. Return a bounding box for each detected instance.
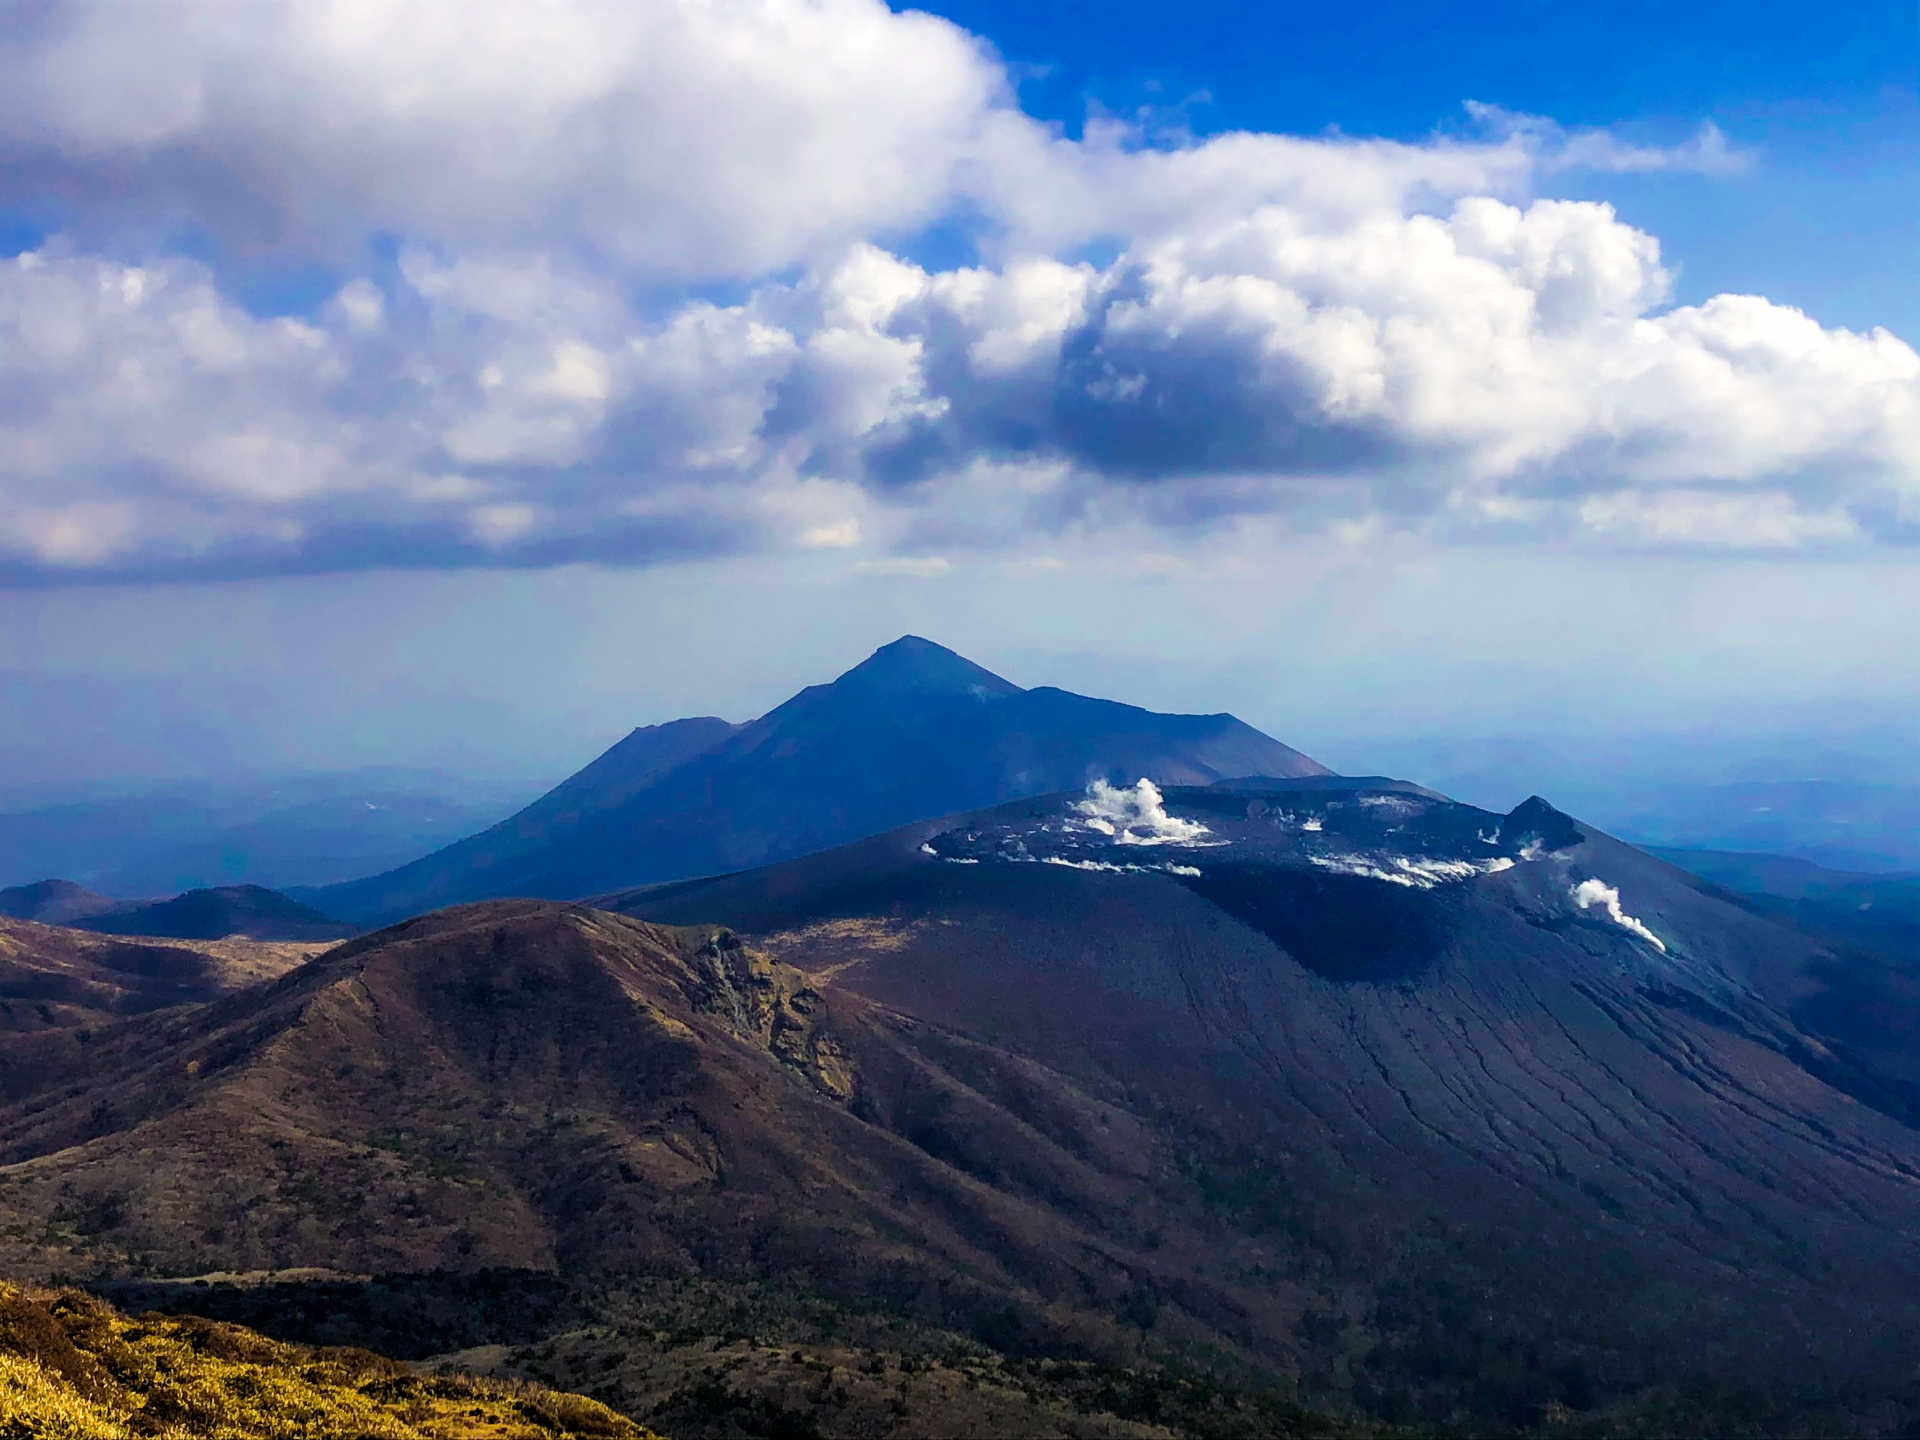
[0,878,122,926]
[0,769,538,896]
[315,636,1327,926]
[0,879,354,942]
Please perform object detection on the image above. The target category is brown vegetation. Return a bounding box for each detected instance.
[0,916,322,1033]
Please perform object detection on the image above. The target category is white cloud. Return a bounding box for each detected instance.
[0,0,1911,580]
[1576,490,1861,549]
[468,503,540,548]
[0,0,1009,280]
[852,556,950,577]
[799,520,862,549]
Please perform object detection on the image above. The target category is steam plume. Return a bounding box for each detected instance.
[1572,878,1666,952]
[1074,779,1212,846]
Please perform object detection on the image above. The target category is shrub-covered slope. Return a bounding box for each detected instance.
[0,1280,651,1437]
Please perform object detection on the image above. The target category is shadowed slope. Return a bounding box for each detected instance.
[606,782,1920,1416]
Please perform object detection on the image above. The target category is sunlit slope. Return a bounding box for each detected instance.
[0,915,322,1032]
[0,1280,651,1437]
[0,903,1331,1356]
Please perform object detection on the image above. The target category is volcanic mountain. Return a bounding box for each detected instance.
[314,637,1327,926]
[3,778,1915,1432]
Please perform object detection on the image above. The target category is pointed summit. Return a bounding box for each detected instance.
[830,636,1023,700]
[315,638,1322,923]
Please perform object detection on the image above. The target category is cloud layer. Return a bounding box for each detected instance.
[0,0,1914,579]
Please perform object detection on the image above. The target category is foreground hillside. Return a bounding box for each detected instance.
[315,636,1326,925]
[0,1280,649,1437]
[0,778,1915,1434]
[0,915,322,1032]
[0,902,1351,1434]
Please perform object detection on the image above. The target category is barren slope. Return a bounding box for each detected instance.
[609,782,1920,1410]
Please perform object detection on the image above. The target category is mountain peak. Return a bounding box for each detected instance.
[831,636,1023,700]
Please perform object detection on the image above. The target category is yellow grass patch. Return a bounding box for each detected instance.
[0,1282,659,1439]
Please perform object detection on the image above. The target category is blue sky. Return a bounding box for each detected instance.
[0,0,1913,800]
[919,0,1917,334]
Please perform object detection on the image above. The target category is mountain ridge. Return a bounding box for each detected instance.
[0,877,120,925]
[315,637,1328,925]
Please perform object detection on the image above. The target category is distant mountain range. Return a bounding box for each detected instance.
[312,636,1328,925]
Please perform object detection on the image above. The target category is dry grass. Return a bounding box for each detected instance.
[116,933,333,986]
[0,1281,658,1439]
[0,916,324,1035]
[0,920,327,985]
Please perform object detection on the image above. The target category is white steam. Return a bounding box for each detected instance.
[1073,778,1213,846]
[1041,856,1205,877]
[1311,853,1516,889]
[1571,878,1666,952]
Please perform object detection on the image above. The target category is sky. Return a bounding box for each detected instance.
[0,0,1915,800]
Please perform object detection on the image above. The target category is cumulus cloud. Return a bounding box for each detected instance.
[1571,877,1667,952]
[0,0,1913,580]
[0,0,1009,279]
